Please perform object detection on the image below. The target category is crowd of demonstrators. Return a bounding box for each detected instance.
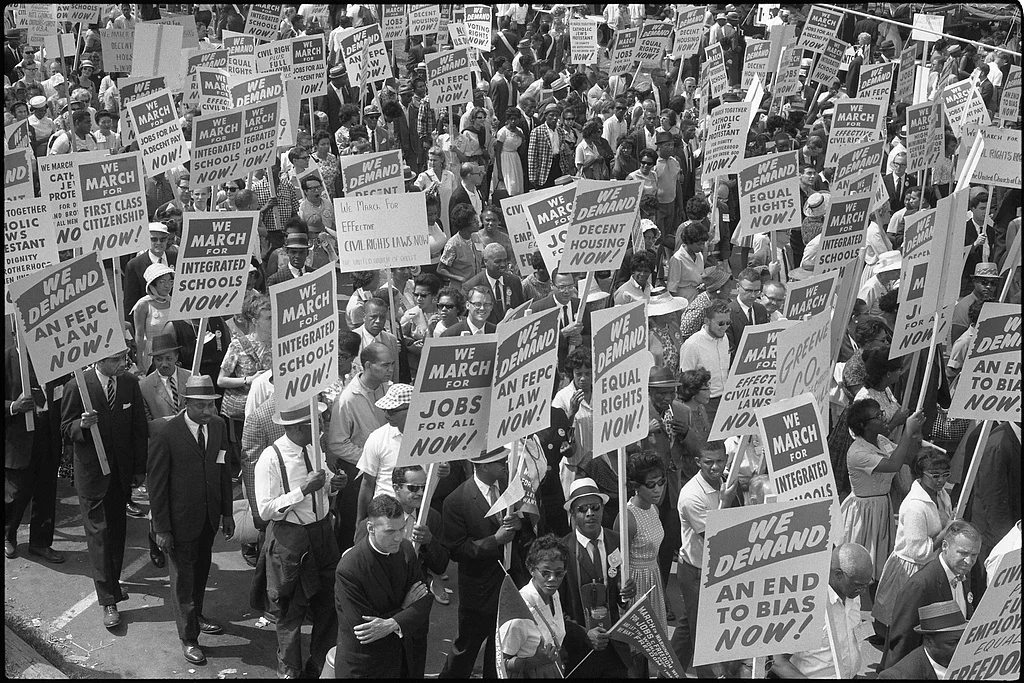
[4,3,1022,680]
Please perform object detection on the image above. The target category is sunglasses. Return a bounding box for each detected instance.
[437,302,457,310]
[642,478,666,489]
[402,483,426,493]
[574,503,602,514]
[537,569,567,580]
[226,186,239,191]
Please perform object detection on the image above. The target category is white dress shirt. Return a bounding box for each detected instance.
[255,434,330,525]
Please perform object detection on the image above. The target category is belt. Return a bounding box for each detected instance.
[275,515,332,529]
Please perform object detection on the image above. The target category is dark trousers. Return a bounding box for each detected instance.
[79,470,129,606]
[543,156,562,189]
[5,413,61,548]
[657,493,681,591]
[332,460,359,554]
[670,561,717,678]
[167,518,216,642]
[439,578,499,678]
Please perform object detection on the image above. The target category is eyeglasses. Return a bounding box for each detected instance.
[740,284,762,294]
[226,186,239,191]
[640,160,655,166]
[468,300,493,308]
[437,302,457,310]
[574,503,602,514]
[923,470,951,479]
[642,478,666,489]
[402,483,426,492]
[764,295,786,303]
[537,569,567,580]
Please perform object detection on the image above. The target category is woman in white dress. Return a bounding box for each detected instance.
[492,107,526,196]
[131,263,174,376]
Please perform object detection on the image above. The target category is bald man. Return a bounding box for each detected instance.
[771,544,874,678]
[462,242,525,324]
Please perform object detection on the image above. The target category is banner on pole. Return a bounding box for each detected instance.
[703,101,754,180]
[99,27,134,74]
[948,303,1021,421]
[223,30,257,75]
[381,4,408,42]
[561,179,640,273]
[608,587,684,677]
[734,151,802,241]
[195,67,232,112]
[184,48,228,107]
[75,150,148,259]
[464,5,491,52]
[895,44,917,104]
[131,22,184,92]
[1000,65,1021,124]
[942,78,991,137]
[425,48,474,110]
[569,16,600,65]
[338,23,393,90]
[891,206,946,358]
[190,99,280,189]
[775,315,831,410]
[37,156,82,251]
[796,6,843,53]
[333,193,430,271]
[816,192,872,274]
[245,4,283,42]
[4,198,60,314]
[591,301,653,454]
[905,101,943,175]
[911,13,944,42]
[610,27,638,76]
[523,183,577,275]
[955,125,1022,189]
[636,21,673,68]
[673,6,706,59]
[832,140,886,192]
[408,5,440,37]
[499,194,540,278]
[125,88,190,177]
[741,39,771,91]
[858,62,896,109]
[338,150,405,196]
[783,270,840,320]
[826,99,885,166]
[810,37,848,87]
[117,75,167,147]
[4,148,34,202]
[757,394,836,502]
[255,34,327,98]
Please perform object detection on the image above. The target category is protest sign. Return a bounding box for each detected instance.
[810,37,848,87]
[184,47,228,106]
[100,28,133,74]
[522,183,577,275]
[694,498,832,666]
[148,13,199,50]
[943,78,991,137]
[195,67,232,112]
[338,23,393,90]
[775,314,831,411]
[117,75,166,147]
[168,213,258,321]
[409,5,440,37]
[425,48,473,110]
[709,320,790,440]
[223,31,257,75]
[381,4,407,42]
[773,45,804,98]
[674,6,706,58]
[757,394,836,501]
[610,27,638,76]
[56,4,102,24]
[570,16,600,65]
[826,98,885,166]
[561,180,640,273]
[41,33,75,63]
[948,303,1021,421]
[338,150,405,196]
[703,102,754,180]
[734,151,801,241]
[5,119,29,150]
[816,192,872,274]
[499,195,539,278]
[333,193,429,271]
[956,125,1022,189]
[4,148,34,202]
[858,62,896,109]
[75,151,148,259]
[229,71,284,109]
[891,206,946,358]
[832,139,886,192]
[911,13,944,42]
[23,4,56,49]
[255,34,327,98]
[37,156,83,251]
[945,551,1022,681]
[906,101,943,175]
[8,252,127,386]
[125,88,190,177]
[608,588,684,677]
[636,21,673,68]
[591,301,653,453]
[5,198,60,314]
[190,99,280,189]
[797,5,843,54]
[741,40,771,91]
[488,308,560,446]
[464,5,491,52]
[784,270,840,320]
[399,335,497,466]
[1000,65,1021,124]
[270,263,338,413]
[302,4,331,28]
[131,22,184,92]
[766,23,797,74]
[895,44,917,104]
[245,4,283,42]
[705,42,729,100]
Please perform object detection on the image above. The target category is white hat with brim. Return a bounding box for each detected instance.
[876,250,903,273]
[273,402,328,425]
[144,263,174,288]
[648,287,687,316]
[470,445,511,464]
[563,477,610,511]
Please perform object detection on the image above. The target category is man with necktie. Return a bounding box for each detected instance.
[532,270,590,366]
[462,244,526,325]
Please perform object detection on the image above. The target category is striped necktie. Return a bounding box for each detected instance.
[106,377,116,411]
[168,373,178,408]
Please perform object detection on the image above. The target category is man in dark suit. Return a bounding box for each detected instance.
[265,232,313,288]
[335,494,432,678]
[321,65,348,134]
[148,375,234,664]
[362,104,395,153]
[462,244,525,324]
[628,108,660,158]
[448,162,487,223]
[878,601,967,680]
[559,478,637,678]
[489,57,513,122]
[532,270,591,366]
[440,285,498,337]
[61,349,149,628]
[4,345,66,563]
[439,446,534,678]
[883,520,981,668]
[384,98,416,175]
[882,152,912,213]
[726,267,770,359]
[123,221,176,320]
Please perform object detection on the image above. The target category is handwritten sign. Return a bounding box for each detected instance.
[333,193,430,271]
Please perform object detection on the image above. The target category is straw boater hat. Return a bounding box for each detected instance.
[647,286,687,316]
[374,383,413,410]
[914,600,968,634]
[649,366,681,388]
[803,192,829,218]
[362,103,381,117]
[150,333,179,357]
[273,401,328,425]
[973,262,1000,279]
[144,263,174,289]
[579,276,609,303]
[329,64,344,79]
[183,375,219,400]
[876,250,903,273]
[563,477,609,511]
[471,445,511,465]
[149,221,169,235]
[29,95,47,109]
[285,232,309,250]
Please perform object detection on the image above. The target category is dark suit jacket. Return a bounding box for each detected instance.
[147,413,231,542]
[883,557,973,668]
[123,251,178,320]
[726,299,769,358]
[877,646,938,680]
[490,75,512,122]
[391,111,416,170]
[265,264,314,288]
[448,183,485,223]
[462,271,526,324]
[532,294,592,364]
[4,347,65,470]
[60,369,148,500]
[882,173,912,213]
[439,320,497,337]
[962,422,1021,563]
[333,537,431,678]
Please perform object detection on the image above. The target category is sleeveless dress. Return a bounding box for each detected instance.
[493,125,525,196]
[627,499,667,632]
[840,435,898,597]
[131,294,170,375]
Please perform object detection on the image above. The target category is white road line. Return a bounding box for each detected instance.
[50,551,154,631]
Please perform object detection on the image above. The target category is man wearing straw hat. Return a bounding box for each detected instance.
[253,401,341,679]
[148,375,234,664]
[878,601,969,679]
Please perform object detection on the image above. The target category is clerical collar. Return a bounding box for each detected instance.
[368,534,391,556]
